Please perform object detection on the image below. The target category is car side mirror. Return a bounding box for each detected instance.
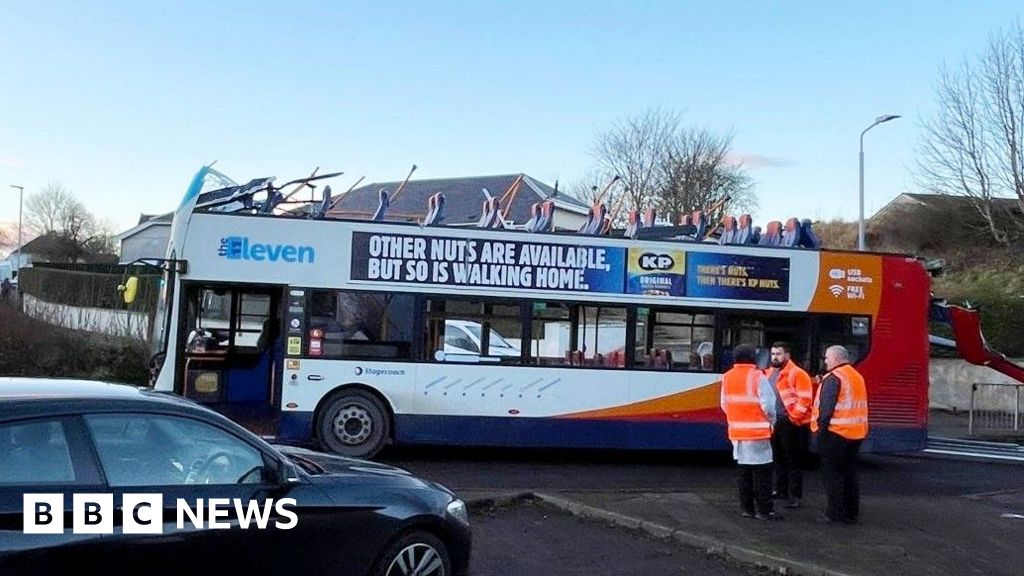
[278,459,302,485]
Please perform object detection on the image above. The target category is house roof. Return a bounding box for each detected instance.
[15,232,70,256]
[137,213,173,225]
[872,192,1022,220]
[326,173,590,225]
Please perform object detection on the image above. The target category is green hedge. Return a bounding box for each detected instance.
[933,269,1024,357]
[19,267,160,313]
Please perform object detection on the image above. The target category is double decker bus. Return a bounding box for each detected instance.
[142,167,931,458]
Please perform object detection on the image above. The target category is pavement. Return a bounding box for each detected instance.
[468,497,770,576]
[391,410,1024,576]
[929,408,1024,443]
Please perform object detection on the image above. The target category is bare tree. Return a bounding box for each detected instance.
[587,106,756,225]
[566,168,632,226]
[660,128,756,223]
[592,107,680,213]
[25,183,90,236]
[916,22,1024,244]
[24,182,115,262]
[0,224,11,254]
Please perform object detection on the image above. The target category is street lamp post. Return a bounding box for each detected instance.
[859,114,901,251]
[9,185,24,275]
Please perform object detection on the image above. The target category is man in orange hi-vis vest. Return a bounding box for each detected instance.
[765,341,814,509]
[812,345,869,525]
[720,344,780,521]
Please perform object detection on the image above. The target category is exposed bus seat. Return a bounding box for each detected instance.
[577,207,594,234]
[259,188,284,214]
[589,204,608,235]
[624,210,640,238]
[421,193,438,226]
[371,189,390,222]
[799,218,820,249]
[691,211,708,238]
[758,221,782,246]
[734,214,753,244]
[718,216,737,245]
[477,197,500,228]
[313,185,332,219]
[476,199,491,227]
[525,203,542,232]
[421,193,445,227]
[578,203,608,235]
[537,200,554,232]
[781,218,801,247]
[642,207,656,228]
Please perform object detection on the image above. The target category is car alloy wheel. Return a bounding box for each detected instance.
[385,542,446,576]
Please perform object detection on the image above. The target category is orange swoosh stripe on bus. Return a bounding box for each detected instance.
[557,381,722,419]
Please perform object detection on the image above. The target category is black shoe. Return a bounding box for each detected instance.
[755,512,783,521]
[843,517,859,525]
[771,491,785,499]
[816,516,840,525]
[784,499,801,509]
[741,510,755,518]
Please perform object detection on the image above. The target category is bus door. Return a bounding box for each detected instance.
[721,314,813,371]
[178,284,283,434]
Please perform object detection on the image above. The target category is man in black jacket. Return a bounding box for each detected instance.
[813,345,870,525]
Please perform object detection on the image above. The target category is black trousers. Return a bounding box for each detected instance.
[771,418,808,499]
[818,429,863,522]
[738,463,774,515]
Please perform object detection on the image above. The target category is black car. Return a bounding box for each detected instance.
[0,378,470,576]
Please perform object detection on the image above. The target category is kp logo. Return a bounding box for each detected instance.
[638,253,675,271]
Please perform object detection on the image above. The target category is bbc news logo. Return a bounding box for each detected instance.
[23,494,298,534]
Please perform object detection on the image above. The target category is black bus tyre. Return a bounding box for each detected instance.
[372,530,451,576]
[318,389,390,458]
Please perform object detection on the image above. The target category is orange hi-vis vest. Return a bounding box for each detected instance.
[773,361,815,426]
[811,364,869,440]
[721,363,772,441]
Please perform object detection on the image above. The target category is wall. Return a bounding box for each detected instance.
[929,357,1024,412]
[553,208,588,232]
[22,293,150,341]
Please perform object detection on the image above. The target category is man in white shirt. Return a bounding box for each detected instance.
[720,344,780,520]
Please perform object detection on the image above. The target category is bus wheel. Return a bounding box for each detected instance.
[318,389,390,458]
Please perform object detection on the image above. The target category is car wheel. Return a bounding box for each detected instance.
[373,531,451,576]
[317,389,390,458]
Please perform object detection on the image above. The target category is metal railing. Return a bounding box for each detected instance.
[969,383,1022,435]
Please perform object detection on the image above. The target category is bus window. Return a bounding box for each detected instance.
[307,290,414,359]
[529,302,574,366]
[234,293,270,351]
[190,289,269,351]
[635,309,715,372]
[424,298,522,364]
[578,306,626,368]
[817,315,871,368]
